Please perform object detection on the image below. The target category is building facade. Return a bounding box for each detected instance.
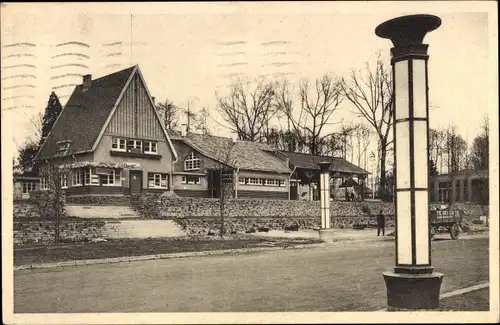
[35,65,178,196]
[169,131,292,200]
[430,169,489,204]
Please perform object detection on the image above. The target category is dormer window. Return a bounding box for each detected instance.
[57,140,71,154]
[184,152,200,171]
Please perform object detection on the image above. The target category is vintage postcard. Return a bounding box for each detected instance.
[1,1,498,324]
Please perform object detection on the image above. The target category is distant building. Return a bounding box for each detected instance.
[13,171,41,200]
[430,169,489,204]
[168,130,291,199]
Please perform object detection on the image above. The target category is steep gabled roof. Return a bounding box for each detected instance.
[284,151,369,175]
[37,66,136,160]
[170,132,291,174]
[36,65,177,161]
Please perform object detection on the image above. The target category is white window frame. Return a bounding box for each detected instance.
[22,182,38,194]
[111,138,126,152]
[40,178,48,191]
[72,169,82,186]
[248,178,263,185]
[181,175,201,185]
[101,170,122,186]
[60,174,68,189]
[148,173,168,189]
[127,139,143,152]
[184,152,201,171]
[84,168,100,185]
[238,177,246,185]
[144,141,158,154]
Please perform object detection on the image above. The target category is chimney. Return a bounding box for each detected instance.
[181,124,187,137]
[82,74,92,91]
[152,96,155,104]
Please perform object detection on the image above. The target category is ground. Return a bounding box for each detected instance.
[14,234,488,313]
[14,236,322,266]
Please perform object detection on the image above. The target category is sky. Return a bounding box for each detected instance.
[1,2,496,166]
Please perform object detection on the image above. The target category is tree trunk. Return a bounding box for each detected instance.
[54,190,60,244]
[219,175,225,238]
[379,139,388,201]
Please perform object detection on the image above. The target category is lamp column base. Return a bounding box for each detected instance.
[383,269,444,310]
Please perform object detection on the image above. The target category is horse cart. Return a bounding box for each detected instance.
[429,207,463,241]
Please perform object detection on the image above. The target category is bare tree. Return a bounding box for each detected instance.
[38,161,69,244]
[275,74,344,155]
[470,115,489,171]
[351,123,372,169]
[204,136,238,238]
[429,127,446,174]
[215,78,277,141]
[156,98,180,131]
[443,124,467,205]
[341,54,393,201]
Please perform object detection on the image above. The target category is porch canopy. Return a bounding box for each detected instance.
[284,151,369,184]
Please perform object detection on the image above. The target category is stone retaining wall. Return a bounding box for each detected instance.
[176,215,396,236]
[14,218,106,245]
[14,202,40,219]
[130,193,396,234]
[66,195,131,206]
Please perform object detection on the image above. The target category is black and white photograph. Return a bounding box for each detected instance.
[1,1,498,324]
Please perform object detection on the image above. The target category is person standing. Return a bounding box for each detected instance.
[377,209,385,236]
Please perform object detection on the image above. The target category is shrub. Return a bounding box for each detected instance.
[361,205,371,217]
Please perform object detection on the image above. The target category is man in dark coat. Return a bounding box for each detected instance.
[377,209,385,236]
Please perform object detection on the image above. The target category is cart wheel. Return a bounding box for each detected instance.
[449,223,460,240]
[430,227,437,241]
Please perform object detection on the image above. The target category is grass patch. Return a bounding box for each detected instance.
[14,236,322,266]
[438,287,489,311]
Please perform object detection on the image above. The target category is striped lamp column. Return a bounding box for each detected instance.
[376,14,444,310]
[319,162,332,229]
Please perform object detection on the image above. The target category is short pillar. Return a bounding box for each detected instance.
[318,162,334,242]
[375,14,444,310]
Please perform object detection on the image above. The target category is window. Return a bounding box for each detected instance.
[111,138,126,151]
[101,170,121,186]
[265,179,280,186]
[60,174,68,188]
[144,141,158,154]
[72,169,82,186]
[247,178,263,185]
[40,178,48,190]
[22,182,38,194]
[184,152,200,170]
[148,173,168,188]
[84,168,99,185]
[127,140,142,152]
[181,175,201,185]
[238,177,246,185]
[438,181,450,202]
[58,142,70,153]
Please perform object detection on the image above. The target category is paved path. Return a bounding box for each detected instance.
[14,235,488,313]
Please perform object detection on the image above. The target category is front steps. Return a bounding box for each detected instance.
[103,220,186,238]
[65,204,187,238]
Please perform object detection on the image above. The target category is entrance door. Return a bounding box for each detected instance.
[129,170,143,195]
[207,169,222,198]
